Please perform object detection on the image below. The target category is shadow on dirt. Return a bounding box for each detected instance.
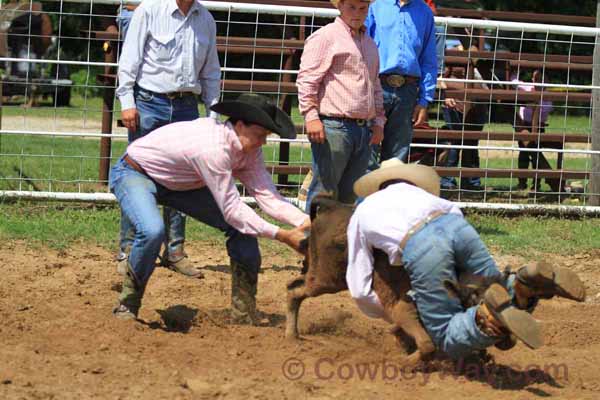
[202,264,231,274]
[154,305,199,333]
[424,353,564,392]
[202,264,302,274]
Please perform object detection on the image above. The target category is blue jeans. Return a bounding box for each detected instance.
[401,213,514,359]
[440,107,482,188]
[435,24,446,76]
[369,82,418,169]
[119,86,200,258]
[116,7,134,40]
[110,158,260,286]
[305,117,372,212]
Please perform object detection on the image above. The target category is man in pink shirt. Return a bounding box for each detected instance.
[296,0,385,211]
[109,94,309,324]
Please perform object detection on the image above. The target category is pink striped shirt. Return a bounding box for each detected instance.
[297,17,386,128]
[127,118,308,238]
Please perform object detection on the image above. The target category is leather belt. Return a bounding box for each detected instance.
[380,74,419,88]
[321,115,367,126]
[124,154,145,175]
[398,210,447,251]
[163,91,196,100]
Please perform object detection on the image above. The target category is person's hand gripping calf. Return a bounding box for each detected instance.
[276,218,311,255]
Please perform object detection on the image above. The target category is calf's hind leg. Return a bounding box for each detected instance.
[388,300,435,367]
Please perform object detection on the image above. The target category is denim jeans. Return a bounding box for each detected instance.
[369,82,418,170]
[435,24,446,76]
[305,117,372,212]
[440,107,482,188]
[401,213,514,359]
[119,86,200,257]
[110,158,260,286]
[116,7,134,40]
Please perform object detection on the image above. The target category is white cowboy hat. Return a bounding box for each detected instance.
[353,158,441,198]
[330,0,374,8]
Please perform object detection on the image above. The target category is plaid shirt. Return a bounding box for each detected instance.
[127,118,308,238]
[297,17,385,128]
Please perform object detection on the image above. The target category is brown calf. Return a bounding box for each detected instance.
[285,197,435,365]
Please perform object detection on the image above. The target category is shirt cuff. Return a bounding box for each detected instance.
[119,94,136,110]
[374,116,386,128]
[304,109,320,123]
[261,222,280,239]
[417,98,430,108]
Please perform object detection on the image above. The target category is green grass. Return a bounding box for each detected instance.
[0,201,598,257]
[1,94,105,120]
[469,212,600,256]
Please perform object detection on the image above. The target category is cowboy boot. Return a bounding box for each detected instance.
[230,260,259,325]
[161,246,205,279]
[476,283,543,350]
[513,261,586,309]
[113,265,145,320]
[116,244,131,276]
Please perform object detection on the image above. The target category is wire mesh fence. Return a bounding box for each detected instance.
[0,0,599,211]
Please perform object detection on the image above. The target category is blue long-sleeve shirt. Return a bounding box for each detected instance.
[365,0,437,107]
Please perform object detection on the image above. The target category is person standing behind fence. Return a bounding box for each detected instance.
[440,47,487,191]
[365,0,437,167]
[116,0,221,278]
[297,0,385,211]
[512,70,559,192]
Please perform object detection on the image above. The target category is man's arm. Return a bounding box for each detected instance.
[237,149,309,228]
[417,12,438,109]
[116,6,148,131]
[190,152,279,238]
[365,5,376,40]
[297,29,333,144]
[371,53,385,145]
[346,215,386,319]
[198,14,221,118]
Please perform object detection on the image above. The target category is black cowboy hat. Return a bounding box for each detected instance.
[210,93,296,139]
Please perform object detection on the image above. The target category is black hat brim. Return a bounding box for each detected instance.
[210,101,296,139]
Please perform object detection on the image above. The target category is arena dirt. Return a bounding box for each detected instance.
[0,240,599,399]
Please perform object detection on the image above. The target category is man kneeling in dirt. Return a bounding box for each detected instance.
[347,159,586,358]
[110,94,309,324]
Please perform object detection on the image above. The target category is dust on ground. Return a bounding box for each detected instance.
[0,241,599,399]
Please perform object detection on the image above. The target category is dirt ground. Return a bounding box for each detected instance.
[0,240,599,400]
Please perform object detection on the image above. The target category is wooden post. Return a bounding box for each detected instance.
[98,29,118,184]
[277,16,306,187]
[277,51,295,187]
[590,2,600,205]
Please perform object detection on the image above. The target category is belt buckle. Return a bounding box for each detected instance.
[387,75,405,88]
[166,91,185,100]
[356,119,366,126]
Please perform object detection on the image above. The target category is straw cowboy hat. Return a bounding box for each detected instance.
[210,93,296,139]
[354,158,441,198]
[330,0,374,8]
